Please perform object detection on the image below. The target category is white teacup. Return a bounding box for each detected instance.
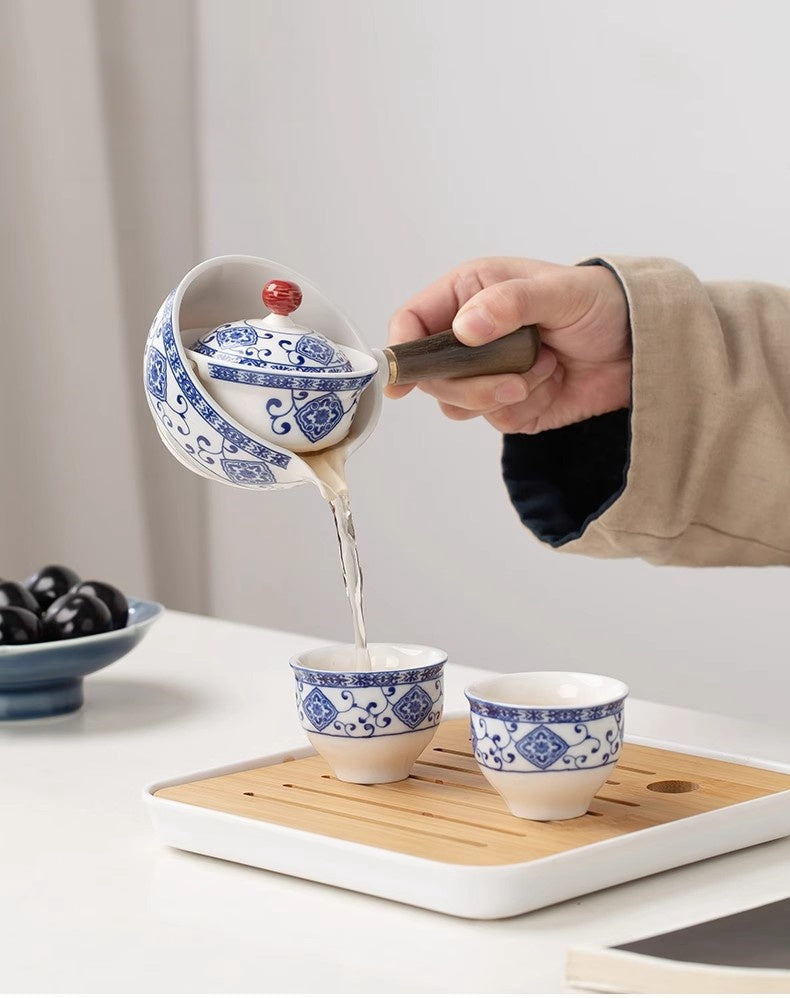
[291,643,446,784]
[465,672,628,820]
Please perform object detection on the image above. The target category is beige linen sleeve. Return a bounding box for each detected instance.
[561,256,790,565]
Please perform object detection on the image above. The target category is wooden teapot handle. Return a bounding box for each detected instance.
[382,325,540,385]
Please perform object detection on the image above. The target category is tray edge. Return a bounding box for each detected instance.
[142,712,790,919]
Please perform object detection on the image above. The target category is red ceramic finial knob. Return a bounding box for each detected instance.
[263,279,303,316]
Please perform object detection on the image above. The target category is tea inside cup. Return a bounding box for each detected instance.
[465,672,628,821]
[291,643,446,784]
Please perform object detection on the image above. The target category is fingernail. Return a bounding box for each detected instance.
[530,352,556,379]
[495,379,528,404]
[454,306,493,343]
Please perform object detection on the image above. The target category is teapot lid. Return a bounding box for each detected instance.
[188,279,353,373]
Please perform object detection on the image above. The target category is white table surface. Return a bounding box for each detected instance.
[4,609,790,994]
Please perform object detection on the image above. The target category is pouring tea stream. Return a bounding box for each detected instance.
[144,255,539,670]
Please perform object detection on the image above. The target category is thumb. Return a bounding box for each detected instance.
[452,274,585,346]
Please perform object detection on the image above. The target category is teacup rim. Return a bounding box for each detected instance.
[465,671,629,711]
[290,642,448,677]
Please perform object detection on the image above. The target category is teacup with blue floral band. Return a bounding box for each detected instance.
[291,643,446,784]
[465,672,628,821]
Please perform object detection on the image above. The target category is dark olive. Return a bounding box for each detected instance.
[42,592,112,641]
[25,565,82,612]
[0,606,42,644]
[72,581,128,630]
[0,581,40,616]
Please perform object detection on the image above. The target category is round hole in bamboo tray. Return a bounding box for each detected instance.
[647,779,700,794]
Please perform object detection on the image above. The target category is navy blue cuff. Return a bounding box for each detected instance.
[501,408,631,547]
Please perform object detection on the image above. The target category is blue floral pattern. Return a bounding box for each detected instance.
[216,325,258,349]
[466,695,626,724]
[203,360,371,445]
[143,290,292,490]
[221,458,275,485]
[294,662,445,739]
[468,705,625,774]
[392,685,434,729]
[146,346,167,401]
[207,365,373,393]
[302,688,339,730]
[190,321,353,372]
[516,725,569,768]
[295,394,344,442]
[295,334,334,366]
[292,663,444,688]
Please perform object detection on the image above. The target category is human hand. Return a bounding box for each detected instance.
[386,257,631,434]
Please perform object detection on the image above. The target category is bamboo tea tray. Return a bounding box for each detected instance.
[145,714,790,919]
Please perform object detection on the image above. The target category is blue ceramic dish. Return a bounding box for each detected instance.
[0,598,163,720]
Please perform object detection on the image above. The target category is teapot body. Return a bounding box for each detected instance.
[187,330,377,455]
[143,255,382,490]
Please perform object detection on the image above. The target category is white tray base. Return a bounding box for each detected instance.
[144,715,790,920]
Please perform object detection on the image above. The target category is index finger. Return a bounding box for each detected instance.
[387,257,536,346]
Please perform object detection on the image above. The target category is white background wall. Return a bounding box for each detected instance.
[195,0,790,722]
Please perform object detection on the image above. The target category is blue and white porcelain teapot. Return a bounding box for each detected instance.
[144,254,541,495]
[143,255,382,493]
[186,278,378,455]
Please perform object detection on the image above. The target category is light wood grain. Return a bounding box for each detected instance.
[155,717,790,866]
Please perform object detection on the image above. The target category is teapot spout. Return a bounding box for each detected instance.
[303,447,350,501]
